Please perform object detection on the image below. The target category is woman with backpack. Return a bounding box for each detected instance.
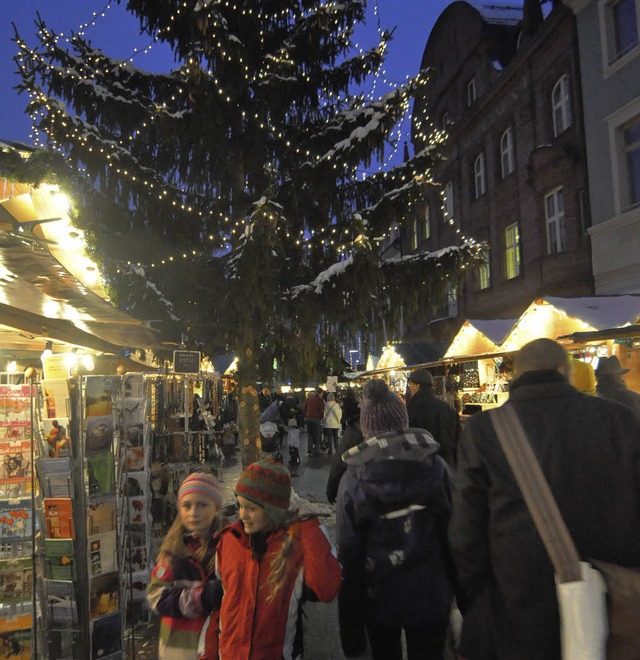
[335,379,455,660]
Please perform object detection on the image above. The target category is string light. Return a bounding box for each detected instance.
[16,0,473,268]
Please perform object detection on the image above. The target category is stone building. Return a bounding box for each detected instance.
[405,0,593,343]
[563,0,640,294]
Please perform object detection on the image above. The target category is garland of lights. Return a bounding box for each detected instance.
[16,0,478,269]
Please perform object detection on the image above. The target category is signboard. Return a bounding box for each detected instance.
[42,355,70,381]
[173,351,201,374]
[326,376,338,393]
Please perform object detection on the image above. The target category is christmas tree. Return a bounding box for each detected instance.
[8,0,480,464]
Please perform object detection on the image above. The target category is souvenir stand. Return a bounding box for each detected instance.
[0,378,36,659]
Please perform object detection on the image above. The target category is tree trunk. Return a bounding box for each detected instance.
[235,328,261,468]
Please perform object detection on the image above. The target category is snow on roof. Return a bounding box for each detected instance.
[472,2,523,26]
[467,318,517,344]
[542,296,640,329]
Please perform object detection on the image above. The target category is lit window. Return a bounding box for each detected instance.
[505,223,521,279]
[500,127,515,178]
[476,250,491,290]
[605,0,638,63]
[545,187,566,254]
[474,153,486,198]
[622,117,640,210]
[410,218,418,250]
[424,204,431,240]
[467,78,476,107]
[552,74,572,137]
[443,182,454,222]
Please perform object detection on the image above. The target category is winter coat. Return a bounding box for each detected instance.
[147,535,222,660]
[596,376,640,421]
[304,393,324,420]
[335,429,454,655]
[449,370,640,660]
[204,517,341,660]
[322,400,342,429]
[406,386,460,467]
[326,424,363,504]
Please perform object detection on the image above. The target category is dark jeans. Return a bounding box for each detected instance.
[323,427,339,453]
[366,620,448,660]
[306,418,322,455]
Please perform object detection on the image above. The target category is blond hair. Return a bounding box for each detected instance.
[157,512,223,574]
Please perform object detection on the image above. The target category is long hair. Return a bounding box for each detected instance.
[264,514,314,602]
[157,511,224,574]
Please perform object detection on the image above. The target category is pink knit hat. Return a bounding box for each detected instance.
[178,472,223,509]
[360,379,408,439]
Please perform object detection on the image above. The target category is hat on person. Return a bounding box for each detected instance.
[360,379,409,440]
[178,472,223,509]
[595,355,629,378]
[235,458,291,525]
[514,338,570,377]
[408,368,434,386]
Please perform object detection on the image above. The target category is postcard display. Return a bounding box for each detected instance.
[35,375,148,660]
[0,383,36,660]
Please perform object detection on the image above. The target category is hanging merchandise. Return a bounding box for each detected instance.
[0,383,36,660]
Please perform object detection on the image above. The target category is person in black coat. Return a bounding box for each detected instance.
[326,410,362,504]
[336,380,454,660]
[449,338,640,660]
[406,368,461,467]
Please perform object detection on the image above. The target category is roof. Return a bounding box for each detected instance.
[471,1,523,26]
[211,355,236,375]
[543,296,640,329]
[466,318,516,344]
[0,173,162,359]
[379,341,446,368]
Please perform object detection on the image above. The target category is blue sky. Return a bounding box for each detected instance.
[1,0,452,143]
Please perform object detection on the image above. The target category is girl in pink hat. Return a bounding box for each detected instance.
[147,472,224,659]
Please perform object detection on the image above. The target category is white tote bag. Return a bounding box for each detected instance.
[556,561,608,660]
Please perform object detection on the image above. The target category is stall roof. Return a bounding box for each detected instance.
[376,341,446,370]
[501,296,640,351]
[0,163,162,360]
[467,319,516,345]
[558,324,640,345]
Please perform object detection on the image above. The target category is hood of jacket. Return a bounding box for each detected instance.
[342,428,449,507]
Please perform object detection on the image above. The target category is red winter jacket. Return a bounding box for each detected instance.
[200,516,341,659]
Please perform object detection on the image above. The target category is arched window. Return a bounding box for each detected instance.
[552,74,572,137]
[474,153,486,198]
[500,127,515,178]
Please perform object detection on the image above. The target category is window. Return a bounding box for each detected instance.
[476,250,491,290]
[443,182,454,222]
[410,218,418,251]
[605,0,639,63]
[474,153,486,198]
[467,78,476,107]
[500,127,515,178]
[545,187,566,254]
[424,204,431,240]
[504,223,521,279]
[552,74,572,137]
[623,116,640,209]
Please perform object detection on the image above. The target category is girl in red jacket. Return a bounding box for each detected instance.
[200,457,341,660]
[147,472,224,659]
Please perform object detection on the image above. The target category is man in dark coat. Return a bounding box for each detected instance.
[449,338,640,660]
[406,368,461,467]
[595,354,640,421]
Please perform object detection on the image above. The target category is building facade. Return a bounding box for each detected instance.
[564,0,640,293]
[406,1,593,343]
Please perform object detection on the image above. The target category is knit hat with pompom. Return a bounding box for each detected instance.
[235,457,291,525]
[360,378,409,440]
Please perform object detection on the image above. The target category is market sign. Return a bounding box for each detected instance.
[173,350,201,374]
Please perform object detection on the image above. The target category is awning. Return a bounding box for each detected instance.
[0,161,162,361]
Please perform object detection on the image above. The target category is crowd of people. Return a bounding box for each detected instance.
[147,338,640,660]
